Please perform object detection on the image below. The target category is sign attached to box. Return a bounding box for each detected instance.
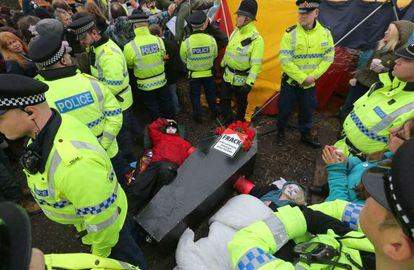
[213,128,248,157]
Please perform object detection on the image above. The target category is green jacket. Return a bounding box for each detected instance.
[91,38,133,111]
[123,27,167,91]
[180,31,218,78]
[279,21,334,89]
[335,73,414,155]
[36,68,122,158]
[228,200,373,269]
[45,253,139,269]
[25,114,127,258]
[174,0,191,43]
[221,22,264,87]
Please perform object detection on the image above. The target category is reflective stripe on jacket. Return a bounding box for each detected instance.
[335,73,414,155]
[37,71,122,158]
[25,114,127,258]
[221,22,264,86]
[279,21,334,89]
[123,27,167,91]
[45,253,139,269]
[91,39,132,111]
[180,32,218,78]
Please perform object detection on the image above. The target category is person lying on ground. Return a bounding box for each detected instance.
[126,118,194,214]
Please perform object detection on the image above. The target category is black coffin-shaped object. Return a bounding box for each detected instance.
[135,135,257,251]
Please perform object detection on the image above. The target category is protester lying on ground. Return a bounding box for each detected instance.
[233,176,307,210]
[339,20,414,120]
[127,118,194,214]
[310,117,414,203]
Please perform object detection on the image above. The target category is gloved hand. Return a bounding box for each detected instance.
[240,84,252,95]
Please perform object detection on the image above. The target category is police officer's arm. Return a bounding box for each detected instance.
[213,38,218,60]
[123,43,135,70]
[159,36,167,60]
[246,37,264,86]
[99,51,127,96]
[99,83,123,150]
[309,29,334,79]
[179,40,187,64]
[228,206,307,269]
[58,157,121,257]
[279,31,308,84]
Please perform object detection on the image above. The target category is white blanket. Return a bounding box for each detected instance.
[175,195,274,270]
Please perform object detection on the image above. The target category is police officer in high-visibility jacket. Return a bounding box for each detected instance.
[67,15,139,164]
[220,0,264,124]
[180,11,219,124]
[123,10,174,120]
[28,32,127,188]
[229,199,375,270]
[276,0,334,148]
[0,74,147,269]
[0,201,140,270]
[335,44,414,157]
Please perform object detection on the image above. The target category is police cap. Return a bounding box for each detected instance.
[296,0,320,14]
[0,74,48,113]
[189,11,207,27]
[128,9,149,24]
[67,15,95,39]
[395,43,414,60]
[362,139,414,243]
[28,33,71,67]
[236,0,258,20]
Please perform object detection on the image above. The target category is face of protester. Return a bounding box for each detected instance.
[298,9,318,29]
[388,121,413,153]
[7,39,23,53]
[393,57,414,82]
[60,13,72,27]
[383,23,398,43]
[0,108,33,140]
[165,126,177,134]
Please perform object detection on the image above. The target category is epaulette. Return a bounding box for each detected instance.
[83,73,98,81]
[55,138,82,166]
[286,25,297,33]
[103,46,114,55]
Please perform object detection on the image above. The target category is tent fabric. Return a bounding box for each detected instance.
[215,0,414,117]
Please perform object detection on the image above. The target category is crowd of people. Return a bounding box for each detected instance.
[0,0,413,269]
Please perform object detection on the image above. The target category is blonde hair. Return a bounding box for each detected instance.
[377,23,399,52]
[0,31,29,68]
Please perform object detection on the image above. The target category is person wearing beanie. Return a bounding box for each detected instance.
[180,11,219,123]
[123,10,174,120]
[276,0,334,148]
[220,0,264,125]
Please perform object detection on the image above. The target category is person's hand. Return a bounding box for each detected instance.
[240,84,252,95]
[167,3,176,16]
[370,58,385,73]
[349,78,357,86]
[302,76,316,86]
[322,145,347,165]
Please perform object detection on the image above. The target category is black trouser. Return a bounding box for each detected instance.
[0,149,20,202]
[126,161,178,215]
[220,82,248,124]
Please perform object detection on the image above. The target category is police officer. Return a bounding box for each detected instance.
[335,44,414,157]
[180,11,219,123]
[220,0,264,124]
[0,201,140,270]
[28,33,127,188]
[123,10,174,120]
[0,74,146,268]
[67,15,139,164]
[276,0,334,148]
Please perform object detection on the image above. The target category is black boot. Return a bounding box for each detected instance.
[301,133,321,148]
[276,129,285,146]
[309,182,330,197]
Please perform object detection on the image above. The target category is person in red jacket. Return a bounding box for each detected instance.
[127,118,194,214]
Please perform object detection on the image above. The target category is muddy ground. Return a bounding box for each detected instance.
[19,82,341,270]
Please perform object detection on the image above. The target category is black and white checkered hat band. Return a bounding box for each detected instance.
[386,175,414,240]
[37,44,66,67]
[73,21,95,35]
[0,94,46,109]
[299,2,319,8]
[128,18,149,24]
